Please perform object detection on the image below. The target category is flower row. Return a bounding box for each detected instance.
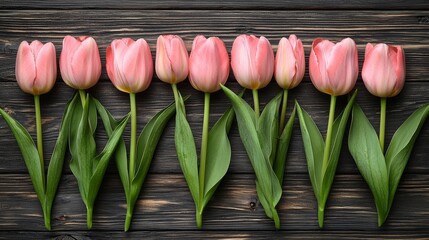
[6,33,417,232]
[16,34,404,97]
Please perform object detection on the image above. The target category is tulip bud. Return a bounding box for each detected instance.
[231,34,274,90]
[274,35,305,90]
[106,38,153,93]
[60,36,101,90]
[15,40,57,95]
[156,35,189,84]
[189,35,229,93]
[362,43,405,98]
[309,38,358,96]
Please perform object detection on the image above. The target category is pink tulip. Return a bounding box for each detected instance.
[309,38,358,96]
[231,34,274,90]
[274,35,305,90]
[156,35,188,84]
[60,36,101,90]
[362,43,405,98]
[15,40,57,95]
[106,38,153,93]
[189,35,229,93]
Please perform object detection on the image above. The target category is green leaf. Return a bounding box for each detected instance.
[68,93,83,159]
[87,113,130,206]
[72,94,97,204]
[348,104,389,222]
[202,106,235,208]
[221,85,282,217]
[0,108,45,205]
[130,101,177,206]
[257,93,282,166]
[94,98,130,199]
[320,90,357,205]
[44,94,79,219]
[134,101,178,183]
[296,101,324,198]
[174,90,199,205]
[385,103,429,214]
[274,106,296,185]
[256,180,273,218]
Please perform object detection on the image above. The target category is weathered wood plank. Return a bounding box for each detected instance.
[0,173,428,231]
[1,81,429,174]
[2,230,429,239]
[1,0,429,10]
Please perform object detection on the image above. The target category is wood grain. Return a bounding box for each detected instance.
[2,231,429,240]
[1,173,428,231]
[1,0,429,10]
[1,3,429,238]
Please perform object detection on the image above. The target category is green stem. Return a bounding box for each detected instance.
[272,207,280,230]
[252,89,260,120]
[172,84,182,112]
[87,206,93,229]
[124,203,134,232]
[129,93,137,181]
[196,211,202,230]
[279,89,289,133]
[43,206,51,230]
[34,95,45,187]
[318,206,325,228]
[322,95,337,174]
[319,95,336,228]
[379,97,387,152]
[78,89,86,108]
[197,92,210,229]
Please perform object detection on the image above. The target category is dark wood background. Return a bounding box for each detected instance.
[1,1,429,239]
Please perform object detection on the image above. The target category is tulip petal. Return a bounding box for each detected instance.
[326,38,357,95]
[310,38,332,94]
[155,36,174,83]
[169,37,189,82]
[122,39,153,93]
[255,36,274,89]
[112,39,131,92]
[70,37,101,89]
[34,42,57,95]
[16,41,37,94]
[275,37,296,89]
[60,36,82,86]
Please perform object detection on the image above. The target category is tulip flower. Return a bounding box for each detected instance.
[156,35,189,84]
[309,38,358,96]
[362,43,405,98]
[297,37,358,228]
[168,35,233,228]
[15,40,57,167]
[189,35,229,93]
[10,40,59,230]
[60,36,129,230]
[225,35,296,229]
[106,38,155,231]
[16,40,57,96]
[348,44,428,227]
[274,34,305,130]
[362,43,405,151]
[231,34,274,118]
[60,35,101,91]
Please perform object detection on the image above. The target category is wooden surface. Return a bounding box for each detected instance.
[1,1,429,239]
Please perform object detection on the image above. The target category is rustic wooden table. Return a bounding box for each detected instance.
[1,1,429,239]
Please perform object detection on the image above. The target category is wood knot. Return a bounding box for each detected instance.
[55,215,67,221]
[249,201,257,211]
[417,16,429,24]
